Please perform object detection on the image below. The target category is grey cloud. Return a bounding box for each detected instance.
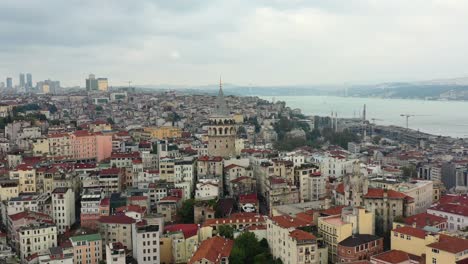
[1,0,468,86]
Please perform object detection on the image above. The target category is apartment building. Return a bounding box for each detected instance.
[18,223,57,261]
[132,225,160,264]
[106,242,126,264]
[9,164,36,193]
[0,179,19,201]
[80,193,102,230]
[144,126,182,140]
[337,234,383,262]
[99,215,136,250]
[51,187,75,234]
[70,233,102,264]
[99,168,122,195]
[318,207,374,262]
[187,236,233,264]
[6,193,51,217]
[267,215,326,264]
[157,196,181,222]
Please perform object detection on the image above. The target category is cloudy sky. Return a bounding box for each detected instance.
[1,0,468,87]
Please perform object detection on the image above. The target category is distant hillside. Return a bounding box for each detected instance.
[134,76,468,100]
[347,83,468,99]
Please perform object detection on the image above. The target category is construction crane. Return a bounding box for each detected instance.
[400,114,430,129]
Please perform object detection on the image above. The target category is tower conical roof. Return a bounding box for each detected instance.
[215,77,229,116]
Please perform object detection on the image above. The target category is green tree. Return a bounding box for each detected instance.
[229,232,264,264]
[48,104,58,114]
[95,105,103,111]
[177,199,195,223]
[372,135,382,145]
[402,165,417,179]
[218,225,234,239]
[246,117,261,133]
[307,128,321,141]
[106,117,115,125]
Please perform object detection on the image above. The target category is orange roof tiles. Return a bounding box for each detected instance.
[371,250,410,263]
[363,188,409,199]
[427,234,468,254]
[392,226,427,239]
[321,206,345,216]
[271,215,312,228]
[188,236,233,264]
[289,229,316,241]
[403,212,447,228]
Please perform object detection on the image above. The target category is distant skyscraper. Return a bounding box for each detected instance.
[19,73,25,88]
[86,74,98,91]
[6,77,12,89]
[97,78,108,91]
[37,79,60,94]
[26,73,32,88]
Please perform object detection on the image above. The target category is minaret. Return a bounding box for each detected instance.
[362,104,366,122]
[335,112,338,132]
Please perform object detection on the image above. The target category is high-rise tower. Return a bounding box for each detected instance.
[26,73,32,89]
[19,73,25,88]
[207,78,237,158]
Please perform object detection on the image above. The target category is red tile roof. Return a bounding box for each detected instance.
[100,168,121,175]
[289,229,316,241]
[336,183,344,194]
[100,198,110,206]
[203,213,265,227]
[188,236,233,264]
[99,215,136,224]
[429,203,468,217]
[392,226,427,239]
[198,156,223,162]
[427,234,468,254]
[239,193,258,204]
[165,224,198,239]
[439,194,468,206]
[128,196,147,201]
[363,188,409,200]
[230,176,251,183]
[403,212,447,228]
[15,164,34,171]
[224,164,244,170]
[296,210,314,223]
[321,206,345,216]
[371,250,410,263]
[271,215,312,228]
[115,205,147,215]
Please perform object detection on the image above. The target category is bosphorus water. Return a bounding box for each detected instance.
[260,95,468,138]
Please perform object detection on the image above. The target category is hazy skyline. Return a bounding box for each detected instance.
[1,0,468,87]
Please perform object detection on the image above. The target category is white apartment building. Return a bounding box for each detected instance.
[427,204,468,231]
[106,242,126,264]
[38,247,74,264]
[174,160,195,183]
[313,154,356,178]
[18,223,57,261]
[267,215,325,264]
[52,187,75,234]
[132,225,160,264]
[195,179,219,200]
[299,172,327,202]
[5,193,51,221]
